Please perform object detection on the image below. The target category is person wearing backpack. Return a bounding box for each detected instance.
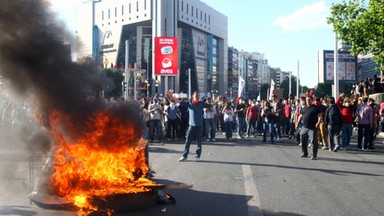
[324,97,343,152]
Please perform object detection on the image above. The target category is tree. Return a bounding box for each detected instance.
[260,83,270,100]
[314,83,332,98]
[327,0,384,70]
[101,68,124,99]
[279,76,309,99]
[280,76,297,98]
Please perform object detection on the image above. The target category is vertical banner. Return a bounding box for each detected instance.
[154,37,178,76]
[238,75,245,97]
[269,79,275,100]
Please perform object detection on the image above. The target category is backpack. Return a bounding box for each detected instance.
[325,105,342,126]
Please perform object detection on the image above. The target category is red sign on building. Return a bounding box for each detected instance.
[154,37,178,76]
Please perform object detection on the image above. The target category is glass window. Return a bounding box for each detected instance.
[196,8,198,18]
[213,47,217,55]
[115,7,117,17]
[122,5,124,15]
[136,1,139,12]
[192,6,193,16]
[129,3,131,14]
[108,9,110,19]
[181,1,183,11]
[102,11,104,20]
[187,3,189,14]
[144,0,147,10]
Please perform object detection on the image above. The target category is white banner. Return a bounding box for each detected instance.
[269,79,275,100]
[238,75,245,98]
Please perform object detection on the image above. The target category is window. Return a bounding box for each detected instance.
[108,9,110,19]
[200,11,202,20]
[196,8,198,18]
[115,7,117,17]
[192,6,193,16]
[204,13,206,22]
[102,11,104,20]
[208,15,210,24]
[144,0,147,10]
[186,3,189,14]
[136,1,139,12]
[129,3,131,14]
[122,5,124,15]
[181,1,183,11]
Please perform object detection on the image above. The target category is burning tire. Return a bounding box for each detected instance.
[89,190,159,212]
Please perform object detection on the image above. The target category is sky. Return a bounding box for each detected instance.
[49,0,344,88]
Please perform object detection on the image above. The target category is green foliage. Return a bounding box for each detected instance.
[279,76,309,99]
[102,68,124,99]
[260,83,270,100]
[327,0,384,70]
[314,83,332,98]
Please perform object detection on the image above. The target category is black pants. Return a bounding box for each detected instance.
[357,124,370,149]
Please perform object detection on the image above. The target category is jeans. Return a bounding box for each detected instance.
[263,122,276,143]
[274,122,281,139]
[237,117,245,136]
[204,118,217,139]
[149,119,163,141]
[246,119,257,136]
[341,123,353,148]
[182,125,203,158]
[357,124,370,149]
[225,121,233,139]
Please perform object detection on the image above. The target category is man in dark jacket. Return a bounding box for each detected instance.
[324,97,343,152]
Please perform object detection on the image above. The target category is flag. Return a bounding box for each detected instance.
[257,92,261,101]
[238,75,245,97]
[269,79,275,100]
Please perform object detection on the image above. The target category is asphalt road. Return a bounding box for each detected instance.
[1,130,384,216]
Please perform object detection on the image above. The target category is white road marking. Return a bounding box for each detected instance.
[242,165,264,216]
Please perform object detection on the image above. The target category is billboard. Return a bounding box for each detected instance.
[154,37,178,76]
[318,50,357,83]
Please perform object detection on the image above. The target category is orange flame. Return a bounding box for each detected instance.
[44,109,154,212]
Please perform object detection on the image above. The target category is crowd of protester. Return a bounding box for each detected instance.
[2,74,384,161]
[138,85,384,161]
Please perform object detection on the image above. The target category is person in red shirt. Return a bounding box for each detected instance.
[283,98,293,139]
[380,101,384,132]
[336,92,359,149]
[246,100,259,137]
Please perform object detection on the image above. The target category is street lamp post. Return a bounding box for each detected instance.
[155,79,159,95]
[146,49,152,97]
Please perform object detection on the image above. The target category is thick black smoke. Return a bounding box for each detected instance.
[0,0,144,151]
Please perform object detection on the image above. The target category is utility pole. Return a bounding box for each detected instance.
[296,61,300,99]
[188,68,191,99]
[124,40,129,101]
[334,32,339,98]
[134,63,137,101]
[289,71,292,96]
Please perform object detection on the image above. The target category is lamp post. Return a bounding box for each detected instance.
[155,79,159,95]
[146,49,152,97]
[145,80,150,97]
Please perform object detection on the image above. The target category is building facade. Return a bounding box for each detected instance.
[76,0,228,98]
[358,53,380,81]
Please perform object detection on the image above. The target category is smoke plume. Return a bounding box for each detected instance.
[0,0,144,152]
